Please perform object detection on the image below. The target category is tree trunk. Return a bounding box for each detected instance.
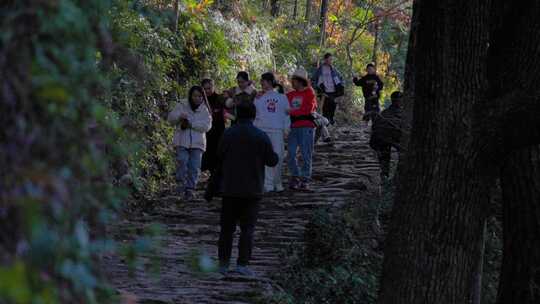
[489,2,540,302]
[173,0,180,32]
[371,18,380,66]
[305,0,312,23]
[318,0,329,50]
[472,222,487,304]
[489,0,540,304]
[271,0,279,17]
[293,0,298,19]
[498,146,540,304]
[378,1,492,303]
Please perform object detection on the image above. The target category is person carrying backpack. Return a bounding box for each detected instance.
[206,102,279,277]
[287,67,318,191]
[168,86,212,200]
[369,91,403,179]
[312,53,345,125]
[353,63,384,122]
[254,72,290,193]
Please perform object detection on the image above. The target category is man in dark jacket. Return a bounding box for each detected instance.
[353,63,384,122]
[312,53,345,125]
[369,91,403,179]
[206,102,279,276]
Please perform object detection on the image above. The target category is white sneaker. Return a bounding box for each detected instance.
[275,185,284,193]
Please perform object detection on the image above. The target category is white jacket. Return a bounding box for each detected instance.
[254,90,290,131]
[168,102,212,151]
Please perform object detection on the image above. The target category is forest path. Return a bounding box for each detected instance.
[101,125,380,303]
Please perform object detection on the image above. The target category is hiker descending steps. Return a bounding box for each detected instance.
[287,67,317,191]
[201,78,227,182]
[254,72,291,193]
[205,102,279,277]
[312,52,345,125]
[369,91,403,179]
[168,86,212,201]
[353,63,384,122]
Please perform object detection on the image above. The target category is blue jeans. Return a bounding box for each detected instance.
[287,127,314,179]
[176,147,203,192]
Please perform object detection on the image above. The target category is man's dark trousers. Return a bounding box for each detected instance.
[374,144,391,178]
[322,95,337,125]
[364,97,380,122]
[218,197,260,267]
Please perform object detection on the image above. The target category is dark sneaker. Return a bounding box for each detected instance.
[235,265,255,277]
[175,186,184,197]
[183,190,195,201]
[218,265,229,275]
[289,178,301,190]
[299,179,312,191]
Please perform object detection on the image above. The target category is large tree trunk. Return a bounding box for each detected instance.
[489,2,540,303]
[378,1,492,303]
[498,146,540,304]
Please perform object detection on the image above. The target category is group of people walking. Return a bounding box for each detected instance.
[168,53,402,276]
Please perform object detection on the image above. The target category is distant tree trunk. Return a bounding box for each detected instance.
[305,0,312,23]
[173,0,180,32]
[271,0,280,17]
[371,18,379,65]
[293,0,298,19]
[378,1,492,303]
[319,0,329,49]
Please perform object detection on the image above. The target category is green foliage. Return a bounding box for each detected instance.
[272,181,395,303]
[1,0,128,302]
[275,208,380,304]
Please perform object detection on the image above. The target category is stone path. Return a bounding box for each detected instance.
[101,125,380,303]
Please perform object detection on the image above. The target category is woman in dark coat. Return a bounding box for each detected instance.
[201,78,226,173]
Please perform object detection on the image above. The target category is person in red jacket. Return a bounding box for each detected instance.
[286,67,318,190]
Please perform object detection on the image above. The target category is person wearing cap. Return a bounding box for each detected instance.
[286,67,318,191]
[206,102,279,276]
[369,91,403,179]
[311,53,345,125]
[353,63,384,122]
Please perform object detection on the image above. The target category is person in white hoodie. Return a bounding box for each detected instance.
[254,72,290,193]
[168,86,212,201]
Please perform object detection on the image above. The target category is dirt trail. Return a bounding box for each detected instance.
[102,125,380,303]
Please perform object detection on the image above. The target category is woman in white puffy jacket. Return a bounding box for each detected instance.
[168,86,212,200]
[254,72,290,193]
